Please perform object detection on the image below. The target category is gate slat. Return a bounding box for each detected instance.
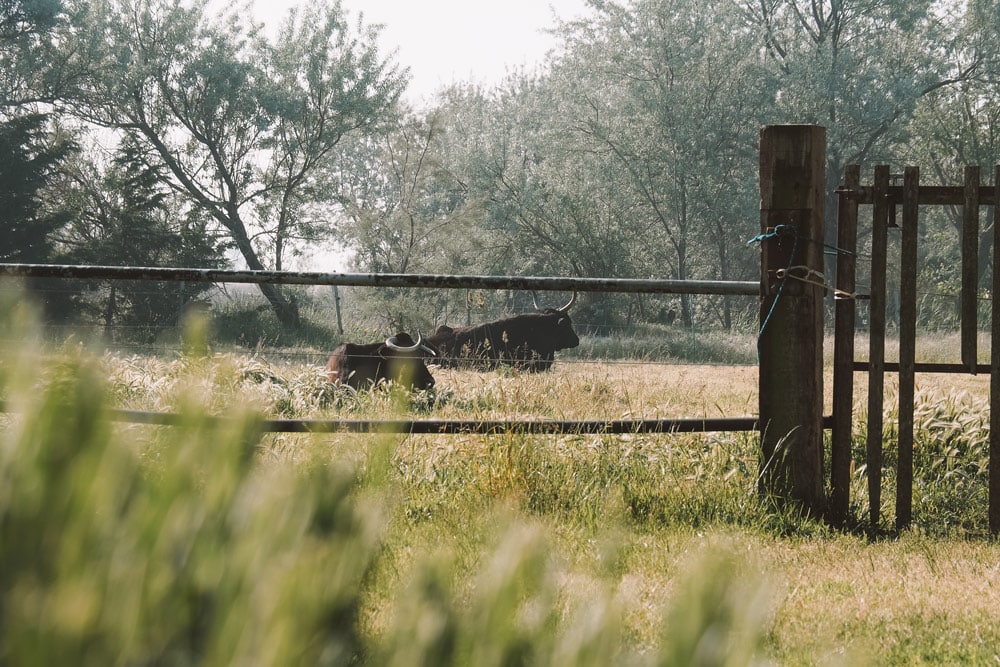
[866,165,890,531]
[831,165,859,525]
[962,166,981,372]
[991,165,1000,535]
[896,167,919,530]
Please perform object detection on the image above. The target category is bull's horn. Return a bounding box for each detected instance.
[532,291,577,312]
[385,333,422,351]
[531,291,543,311]
[556,291,577,313]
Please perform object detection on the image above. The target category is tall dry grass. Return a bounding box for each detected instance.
[0,298,782,666]
[4,296,1000,665]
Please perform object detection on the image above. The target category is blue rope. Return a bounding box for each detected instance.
[748,225,798,362]
[746,224,793,247]
[750,226,856,258]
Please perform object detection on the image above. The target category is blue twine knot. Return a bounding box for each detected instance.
[747,224,795,246]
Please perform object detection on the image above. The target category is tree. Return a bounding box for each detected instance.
[0,113,75,263]
[548,0,772,327]
[325,102,497,330]
[734,0,975,271]
[58,0,407,328]
[51,137,226,334]
[900,0,1000,325]
[450,0,769,328]
[0,0,66,106]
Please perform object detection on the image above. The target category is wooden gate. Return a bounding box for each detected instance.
[832,165,1000,534]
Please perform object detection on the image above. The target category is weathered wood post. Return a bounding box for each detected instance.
[757,125,827,514]
[331,285,344,335]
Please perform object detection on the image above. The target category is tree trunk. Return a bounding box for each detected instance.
[104,283,117,335]
[228,214,301,329]
[714,217,733,330]
[676,239,693,327]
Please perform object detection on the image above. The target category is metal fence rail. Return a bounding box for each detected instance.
[111,409,763,434]
[0,263,759,296]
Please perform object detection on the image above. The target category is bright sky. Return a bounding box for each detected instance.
[254,0,592,104]
[249,0,594,270]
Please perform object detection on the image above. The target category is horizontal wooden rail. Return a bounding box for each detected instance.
[852,361,991,374]
[842,185,998,206]
[0,263,759,296]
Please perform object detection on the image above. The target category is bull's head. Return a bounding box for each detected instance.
[383,332,437,390]
[530,292,579,350]
[385,332,437,356]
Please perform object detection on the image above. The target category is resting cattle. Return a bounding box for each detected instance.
[426,293,580,372]
[326,332,437,390]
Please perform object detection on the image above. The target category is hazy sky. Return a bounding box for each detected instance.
[248,1,594,270]
[255,0,592,103]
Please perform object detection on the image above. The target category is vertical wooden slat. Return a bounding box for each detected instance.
[830,165,859,525]
[963,166,980,373]
[991,165,1000,535]
[867,165,890,531]
[896,166,919,530]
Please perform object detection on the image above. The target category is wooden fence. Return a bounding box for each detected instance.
[834,164,1000,534]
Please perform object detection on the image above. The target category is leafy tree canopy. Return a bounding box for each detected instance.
[53,0,407,327]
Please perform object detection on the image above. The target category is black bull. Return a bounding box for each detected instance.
[325,333,437,390]
[425,293,579,371]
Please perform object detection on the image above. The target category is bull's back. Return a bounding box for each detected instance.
[427,313,575,370]
[427,324,502,366]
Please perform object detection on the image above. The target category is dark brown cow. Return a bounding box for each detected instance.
[325,332,437,390]
[425,293,579,372]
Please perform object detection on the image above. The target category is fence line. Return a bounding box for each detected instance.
[0,263,759,296]
[0,261,764,437]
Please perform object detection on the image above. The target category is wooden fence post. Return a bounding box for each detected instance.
[758,125,827,514]
[331,285,344,335]
[962,166,980,373]
[896,166,919,530]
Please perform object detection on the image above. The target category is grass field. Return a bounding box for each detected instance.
[3,302,999,665]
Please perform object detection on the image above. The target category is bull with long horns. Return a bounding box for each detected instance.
[326,332,437,390]
[425,292,580,371]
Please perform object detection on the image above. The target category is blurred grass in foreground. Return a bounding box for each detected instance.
[0,296,777,665]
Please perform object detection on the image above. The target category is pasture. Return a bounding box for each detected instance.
[2,303,1000,665]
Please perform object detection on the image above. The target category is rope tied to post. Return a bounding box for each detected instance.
[746,223,796,247]
[747,225,799,358]
[776,265,862,300]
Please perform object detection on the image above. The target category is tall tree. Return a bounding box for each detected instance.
[551,0,773,326]
[58,0,406,327]
[458,0,769,327]
[325,103,496,329]
[734,0,974,264]
[0,113,75,263]
[51,137,226,332]
[903,0,1000,316]
[0,0,66,106]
